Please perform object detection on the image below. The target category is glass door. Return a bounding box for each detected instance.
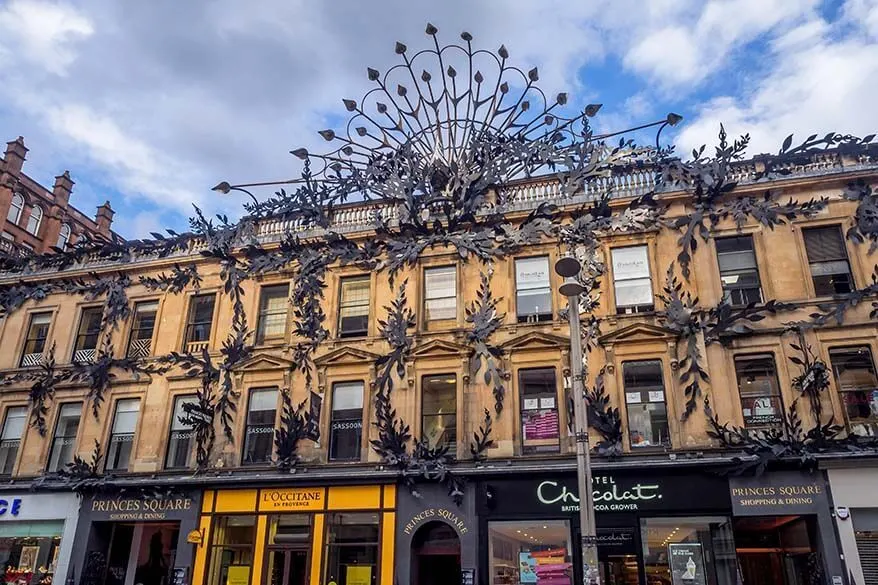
[266,549,308,585]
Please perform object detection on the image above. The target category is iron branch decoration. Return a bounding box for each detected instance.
[0,23,875,492]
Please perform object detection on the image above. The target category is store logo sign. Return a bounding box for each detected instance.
[0,498,21,517]
[536,478,662,512]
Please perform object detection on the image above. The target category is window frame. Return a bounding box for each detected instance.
[25,204,42,235]
[56,223,71,250]
[126,300,159,358]
[0,406,26,476]
[715,234,763,306]
[829,345,878,433]
[6,193,23,225]
[165,394,197,470]
[611,244,655,314]
[423,265,457,322]
[328,381,365,462]
[20,311,53,367]
[241,388,278,466]
[802,225,854,296]
[514,255,553,323]
[421,374,457,452]
[337,275,371,338]
[518,367,561,455]
[105,398,140,472]
[733,353,785,430]
[322,512,382,585]
[206,515,258,585]
[73,305,104,360]
[47,402,83,472]
[184,293,217,348]
[621,359,671,449]
[256,284,290,345]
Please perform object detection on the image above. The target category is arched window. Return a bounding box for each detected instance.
[25,205,42,235]
[6,194,23,224]
[56,223,71,250]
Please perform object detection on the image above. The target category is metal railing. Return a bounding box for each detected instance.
[19,353,44,367]
[185,340,209,353]
[126,338,152,359]
[72,348,97,363]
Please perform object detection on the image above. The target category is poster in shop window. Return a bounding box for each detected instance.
[346,565,372,585]
[668,543,706,585]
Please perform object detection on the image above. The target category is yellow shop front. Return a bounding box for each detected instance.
[192,484,396,585]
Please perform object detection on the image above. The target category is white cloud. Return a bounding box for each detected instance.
[677,12,878,155]
[0,0,93,75]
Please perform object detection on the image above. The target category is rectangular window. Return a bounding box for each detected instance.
[185,293,216,347]
[612,245,654,314]
[803,226,853,295]
[338,276,370,337]
[734,354,783,429]
[206,516,256,585]
[47,403,82,472]
[256,284,289,344]
[0,406,26,475]
[20,312,52,367]
[488,520,573,585]
[623,361,670,448]
[323,513,380,585]
[106,398,140,472]
[242,388,277,465]
[716,236,762,305]
[519,368,560,454]
[127,300,158,358]
[165,395,197,469]
[422,375,456,451]
[830,346,878,434]
[515,256,552,323]
[424,266,457,321]
[329,382,364,461]
[641,517,737,585]
[72,306,103,363]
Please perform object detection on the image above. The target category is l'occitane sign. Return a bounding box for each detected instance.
[259,488,325,512]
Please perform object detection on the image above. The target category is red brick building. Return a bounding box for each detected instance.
[0,136,120,257]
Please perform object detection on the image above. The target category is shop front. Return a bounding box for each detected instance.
[827,467,878,585]
[729,471,845,585]
[0,491,80,585]
[192,484,396,585]
[478,470,734,585]
[69,490,201,585]
[395,483,478,585]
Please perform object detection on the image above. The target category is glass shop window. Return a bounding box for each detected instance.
[515,257,552,323]
[323,512,380,585]
[623,360,670,449]
[734,354,784,430]
[640,517,737,585]
[0,521,64,585]
[206,516,256,585]
[519,368,560,454]
[488,520,573,585]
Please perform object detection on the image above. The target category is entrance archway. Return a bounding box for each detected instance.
[411,521,461,585]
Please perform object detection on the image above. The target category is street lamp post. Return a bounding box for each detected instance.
[555,256,601,585]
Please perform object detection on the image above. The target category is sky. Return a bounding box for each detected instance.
[0,0,876,238]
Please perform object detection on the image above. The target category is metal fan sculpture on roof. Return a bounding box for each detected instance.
[224,23,681,231]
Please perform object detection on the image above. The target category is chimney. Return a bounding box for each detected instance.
[2,137,28,177]
[52,171,74,208]
[95,201,114,234]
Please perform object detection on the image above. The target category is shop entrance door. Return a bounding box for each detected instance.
[412,521,461,585]
[265,549,308,585]
[733,516,819,585]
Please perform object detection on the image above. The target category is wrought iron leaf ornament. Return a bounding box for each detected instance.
[584,370,623,457]
[465,272,506,413]
[470,408,494,461]
[273,389,316,471]
[787,328,831,424]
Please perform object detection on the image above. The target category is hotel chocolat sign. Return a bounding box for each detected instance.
[90,495,194,521]
[485,474,729,516]
[729,472,827,516]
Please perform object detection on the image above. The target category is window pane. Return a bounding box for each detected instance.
[268,514,310,546]
[804,226,847,262]
[257,285,289,343]
[515,257,550,291]
[339,277,370,335]
[612,246,650,280]
[516,288,552,319]
[1,407,26,441]
[641,517,738,585]
[111,399,140,434]
[488,520,573,585]
[425,266,456,298]
[207,516,256,585]
[425,297,456,321]
[166,396,196,469]
[171,396,197,431]
[49,403,82,471]
[191,295,216,323]
[422,375,456,449]
[132,302,158,337]
[54,404,82,438]
[332,383,364,411]
[75,308,103,351]
[623,361,669,448]
[520,368,559,453]
[614,278,653,308]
